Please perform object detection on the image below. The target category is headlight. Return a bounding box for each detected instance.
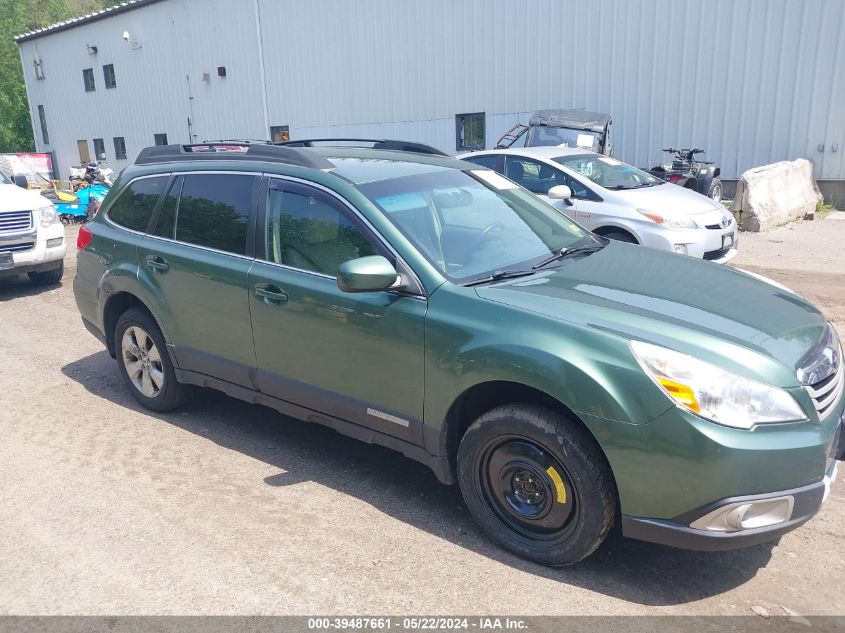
[37,204,58,227]
[630,340,807,429]
[637,209,697,229]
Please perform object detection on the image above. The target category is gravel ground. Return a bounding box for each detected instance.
[0,221,842,616]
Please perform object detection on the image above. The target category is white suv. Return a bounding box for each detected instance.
[0,171,66,284]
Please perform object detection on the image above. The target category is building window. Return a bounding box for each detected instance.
[37,105,49,145]
[154,133,168,146]
[113,137,127,160]
[270,125,290,142]
[103,64,116,89]
[83,68,95,92]
[93,138,105,160]
[456,112,485,151]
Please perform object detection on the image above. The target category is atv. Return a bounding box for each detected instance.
[645,148,722,202]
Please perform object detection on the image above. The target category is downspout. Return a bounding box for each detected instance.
[253,0,270,139]
[17,44,45,165]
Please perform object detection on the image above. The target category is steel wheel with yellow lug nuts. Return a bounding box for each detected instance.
[458,405,616,566]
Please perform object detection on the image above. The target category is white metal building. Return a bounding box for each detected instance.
[16,0,845,200]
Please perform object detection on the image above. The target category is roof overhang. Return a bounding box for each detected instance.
[15,0,166,43]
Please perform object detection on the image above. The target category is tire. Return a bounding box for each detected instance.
[28,261,64,285]
[457,405,616,566]
[708,178,723,203]
[115,308,187,412]
[600,230,637,244]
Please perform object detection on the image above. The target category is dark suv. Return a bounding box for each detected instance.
[74,141,842,566]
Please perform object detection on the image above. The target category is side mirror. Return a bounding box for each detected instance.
[337,255,398,293]
[13,174,29,189]
[547,185,572,201]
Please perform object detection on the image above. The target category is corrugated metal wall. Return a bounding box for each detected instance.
[19,0,845,181]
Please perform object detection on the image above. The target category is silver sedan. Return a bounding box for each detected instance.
[458,146,738,263]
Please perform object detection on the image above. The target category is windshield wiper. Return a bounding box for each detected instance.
[532,237,606,270]
[462,269,537,287]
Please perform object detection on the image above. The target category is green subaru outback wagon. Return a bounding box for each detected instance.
[74,141,842,565]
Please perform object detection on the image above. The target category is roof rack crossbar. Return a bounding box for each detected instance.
[274,138,449,157]
[134,143,333,169]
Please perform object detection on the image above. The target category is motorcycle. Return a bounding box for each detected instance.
[645,148,722,202]
[70,160,114,191]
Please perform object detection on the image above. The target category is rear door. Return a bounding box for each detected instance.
[139,172,260,387]
[247,177,426,443]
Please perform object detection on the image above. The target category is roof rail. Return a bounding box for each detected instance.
[274,138,450,157]
[135,143,334,169]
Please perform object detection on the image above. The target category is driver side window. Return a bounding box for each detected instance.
[266,181,380,277]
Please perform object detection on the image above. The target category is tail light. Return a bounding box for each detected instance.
[668,174,685,183]
[77,224,93,250]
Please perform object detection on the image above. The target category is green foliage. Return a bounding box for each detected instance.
[816,198,835,215]
[0,0,109,152]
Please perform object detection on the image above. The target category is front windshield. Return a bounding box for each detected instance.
[554,154,661,190]
[356,169,591,283]
[526,126,600,152]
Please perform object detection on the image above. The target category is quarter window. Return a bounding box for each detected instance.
[83,68,95,92]
[456,112,485,151]
[103,64,116,89]
[174,174,255,255]
[266,181,379,276]
[107,176,168,232]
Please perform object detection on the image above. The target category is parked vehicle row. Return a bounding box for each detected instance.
[458,147,737,263]
[74,141,842,566]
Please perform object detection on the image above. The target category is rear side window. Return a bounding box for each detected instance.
[107,176,168,232]
[462,154,504,172]
[174,174,255,255]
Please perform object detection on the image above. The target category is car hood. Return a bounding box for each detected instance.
[475,242,826,383]
[0,184,51,212]
[611,183,726,222]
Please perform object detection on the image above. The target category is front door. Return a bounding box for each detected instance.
[139,172,260,386]
[248,178,426,444]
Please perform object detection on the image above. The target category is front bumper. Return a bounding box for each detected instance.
[637,218,738,263]
[622,459,838,551]
[0,223,66,279]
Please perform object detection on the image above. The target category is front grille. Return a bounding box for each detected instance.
[703,246,732,260]
[1,241,35,253]
[806,361,843,419]
[0,211,33,233]
[799,324,843,419]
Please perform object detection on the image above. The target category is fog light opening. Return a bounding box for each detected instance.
[672,244,688,255]
[46,237,64,248]
[690,496,794,533]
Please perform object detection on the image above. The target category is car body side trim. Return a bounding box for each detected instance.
[173,368,454,484]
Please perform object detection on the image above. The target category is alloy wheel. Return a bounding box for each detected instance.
[121,325,165,398]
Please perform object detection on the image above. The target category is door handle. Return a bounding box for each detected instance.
[255,283,288,304]
[145,256,170,273]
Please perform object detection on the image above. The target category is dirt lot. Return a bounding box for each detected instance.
[0,220,843,617]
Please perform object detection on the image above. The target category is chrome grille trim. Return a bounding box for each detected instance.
[806,361,843,417]
[0,241,35,253]
[0,210,34,233]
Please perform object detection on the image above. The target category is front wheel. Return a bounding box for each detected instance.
[708,178,722,203]
[115,308,187,412]
[457,405,616,566]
